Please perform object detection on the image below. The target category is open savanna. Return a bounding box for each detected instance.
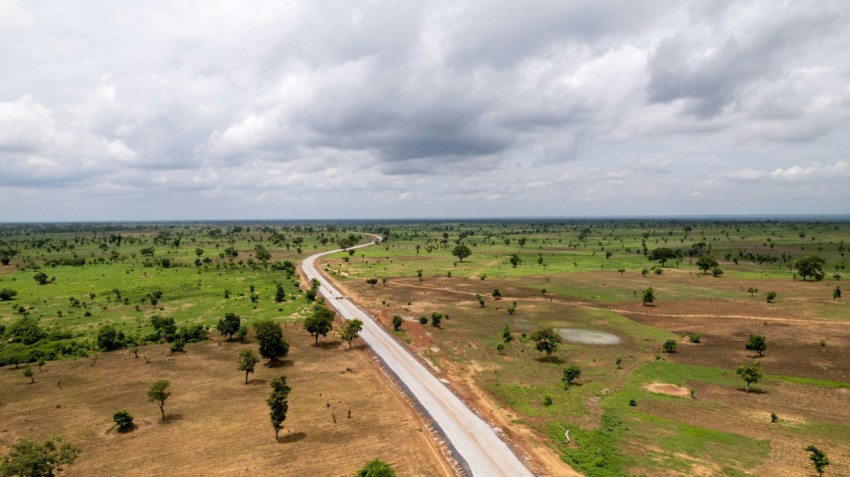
[323,219,850,476]
[0,330,450,476]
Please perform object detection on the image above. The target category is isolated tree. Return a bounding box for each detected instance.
[805,445,829,476]
[237,325,249,343]
[746,334,767,357]
[304,305,335,345]
[147,380,171,420]
[452,244,472,262]
[356,459,396,477]
[649,247,678,266]
[238,349,259,384]
[113,410,134,432]
[518,237,527,247]
[642,287,656,306]
[0,437,80,477]
[794,256,825,281]
[217,312,241,340]
[562,365,581,388]
[766,291,777,303]
[392,315,403,331]
[833,286,841,300]
[274,284,286,303]
[23,366,34,383]
[531,328,562,361]
[33,272,49,285]
[492,289,502,300]
[747,287,759,297]
[502,323,513,343]
[430,312,443,328]
[340,319,364,348]
[268,376,291,440]
[0,248,18,265]
[254,319,289,361]
[509,253,521,268]
[662,339,677,353]
[0,288,17,301]
[696,255,718,274]
[366,278,378,288]
[96,324,125,351]
[476,293,485,307]
[254,245,272,266]
[736,362,762,393]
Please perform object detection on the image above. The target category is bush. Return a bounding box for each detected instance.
[96,324,126,351]
[418,316,428,325]
[356,459,395,477]
[170,338,185,352]
[629,399,637,407]
[113,410,134,432]
[662,339,677,353]
[766,291,777,303]
[689,333,701,343]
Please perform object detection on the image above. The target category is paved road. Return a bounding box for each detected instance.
[301,239,535,477]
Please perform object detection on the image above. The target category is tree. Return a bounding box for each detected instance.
[0,288,17,301]
[642,287,655,306]
[502,323,513,342]
[562,365,581,388]
[746,334,767,357]
[33,272,49,285]
[274,284,286,303]
[304,305,335,345]
[833,286,841,300]
[794,256,825,281]
[96,324,125,351]
[254,245,271,266]
[217,312,241,340]
[662,339,677,353]
[518,237,527,247]
[366,278,378,288]
[113,410,134,432]
[237,325,249,343]
[147,380,171,420]
[452,244,471,262]
[238,349,258,384]
[805,445,830,476]
[509,253,521,268]
[356,459,396,477]
[254,319,289,361]
[268,376,291,440]
[23,366,34,383]
[766,291,777,303]
[492,289,502,300]
[430,312,443,328]
[340,319,364,348]
[747,287,759,297]
[476,294,484,307]
[649,247,678,266]
[530,328,562,361]
[0,437,80,477]
[696,255,719,274]
[736,362,762,393]
[0,248,18,265]
[392,315,403,331]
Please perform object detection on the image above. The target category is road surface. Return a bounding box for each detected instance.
[301,239,535,477]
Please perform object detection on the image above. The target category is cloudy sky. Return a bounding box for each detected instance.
[1,0,849,221]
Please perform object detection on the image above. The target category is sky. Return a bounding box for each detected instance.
[1,0,849,221]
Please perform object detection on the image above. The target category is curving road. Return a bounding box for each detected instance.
[301,238,535,477]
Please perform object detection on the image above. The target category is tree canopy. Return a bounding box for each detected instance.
[451,244,472,262]
[254,319,289,361]
[794,256,825,281]
[304,304,335,345]
[0,437,80,477]
[530,328,561,361]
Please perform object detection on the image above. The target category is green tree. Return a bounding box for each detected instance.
[430,312,443,328]
[304,305,335,345]
[237,325,249,343]
[147,380,171,420]
[492,289,502,300]
[833,286,841,300]
[238,349,259,384]
[696,255,719,274]
[340,319,364,348]
[766,291,777,303]
[649,247,678,266]
[805,445,830,476]
[33,272,49,285]
[268,376,291,440]
[217,312,241,340]
[23,366,34,383]
[509,253,521,268]
[0,437,80,477]
[366,278,378,288]
[113,410,134,432]
[502,323,513,343]
[356,459,396,477]
[662,339,677,353]
[530,328,562,361]
[736,362,762,393]
[562,365,581,388]
[0,288,17,301]
[254,245,271,266]
[0,248,18,265]
[451,244,472,262]
[747,287,759,297]
[794,256,825,281]
[642,287,655,306]
[746,334,767,357]
[254,320,289,362]
[96,324,125,351]
[392,315,403,331]
[274,284,286,303]
[476,294,484,307]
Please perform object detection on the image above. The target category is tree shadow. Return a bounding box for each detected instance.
[265,359,294,368]
[162,413,184,423]
[316,340,342,350]
[278,432,306,443]
[535,356,565,364]
[247,378,266,385]
[738,387,767,394]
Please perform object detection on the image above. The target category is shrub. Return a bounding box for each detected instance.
[662,339,677,353]
[113,410,134,432]
[689,333,701,343]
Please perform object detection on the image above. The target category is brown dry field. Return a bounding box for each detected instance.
[332,265,850,476]
[0,329,452,477]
